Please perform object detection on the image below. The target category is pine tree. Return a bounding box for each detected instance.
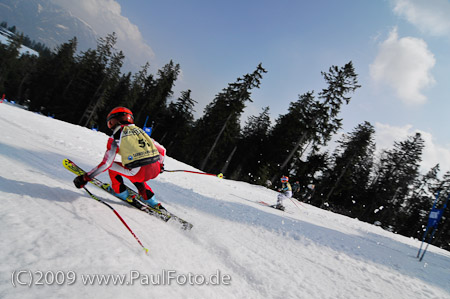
[427,171,450,250]
[96,72,133,132]
[27,38,78,116]
[396,164,440,237]
[292,150,331,201]
[132,60,180,128]
[363,133,425,228]
[268,61,361,183]
[0,33,40,105]
[314,121,375,215]
[188,63,267,172]
[232,106,271,183]
[0,33,22,94]
[79,33,125,126]
[159,89,197,159]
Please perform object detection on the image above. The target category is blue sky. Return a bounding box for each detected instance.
[53,0,450,173]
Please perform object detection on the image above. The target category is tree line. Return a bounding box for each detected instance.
[1,27,448,250]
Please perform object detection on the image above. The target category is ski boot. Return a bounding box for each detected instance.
[142,195,166,211]
[115,189,137,203]
[275,204,285,211]
[106,187,136,203]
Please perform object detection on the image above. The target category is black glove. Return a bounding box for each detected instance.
[160,164,165,173]
[73,174,90,189]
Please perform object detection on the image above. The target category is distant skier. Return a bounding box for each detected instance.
[73,107,166,209]
[275,175,292,211]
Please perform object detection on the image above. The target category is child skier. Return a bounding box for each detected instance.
[275,175,292,211]
[73,107,166,209]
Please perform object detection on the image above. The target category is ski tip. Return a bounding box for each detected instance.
[144,247,149,254]
[183,223,194,231]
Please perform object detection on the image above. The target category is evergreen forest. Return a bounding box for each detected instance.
[1,25,448,250]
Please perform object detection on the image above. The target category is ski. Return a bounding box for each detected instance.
[258,200,284,210]
[63,159,193,230]
[258,201,294,214]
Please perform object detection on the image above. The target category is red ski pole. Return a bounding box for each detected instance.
[83,187,149,254]
[165,169,223,178]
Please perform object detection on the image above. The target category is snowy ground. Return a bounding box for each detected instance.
[0,33,40,57]
[0,103,449,299]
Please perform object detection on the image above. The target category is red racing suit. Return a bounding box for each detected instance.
[87,124,166,200]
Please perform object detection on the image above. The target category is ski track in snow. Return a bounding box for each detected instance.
[0,103,449,299]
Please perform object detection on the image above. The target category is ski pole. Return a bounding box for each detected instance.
[419,227,437,261]
[295,198,307,208]
[165,169,223,178]
[289,198,302,211]
[83,187,149,254]
[417,226,429,258]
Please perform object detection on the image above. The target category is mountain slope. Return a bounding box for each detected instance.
[0,0,97,51]
[0,103,449,299]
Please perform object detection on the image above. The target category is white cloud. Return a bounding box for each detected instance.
[374,122,414,151]
[375,122,450,174]
[369,27,435,105]
[51,0,154,72]
[392,0,450,36]
[419,130,450,174]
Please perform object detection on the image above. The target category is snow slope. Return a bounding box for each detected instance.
[0,103,449,299]
[0,32,40,57]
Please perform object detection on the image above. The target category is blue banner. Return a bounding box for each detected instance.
[143,126,152,136]
[427,208,444,229]
[143,116,153,136]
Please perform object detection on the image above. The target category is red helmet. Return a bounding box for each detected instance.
[107,107,134,129]
[281,176,289,183]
